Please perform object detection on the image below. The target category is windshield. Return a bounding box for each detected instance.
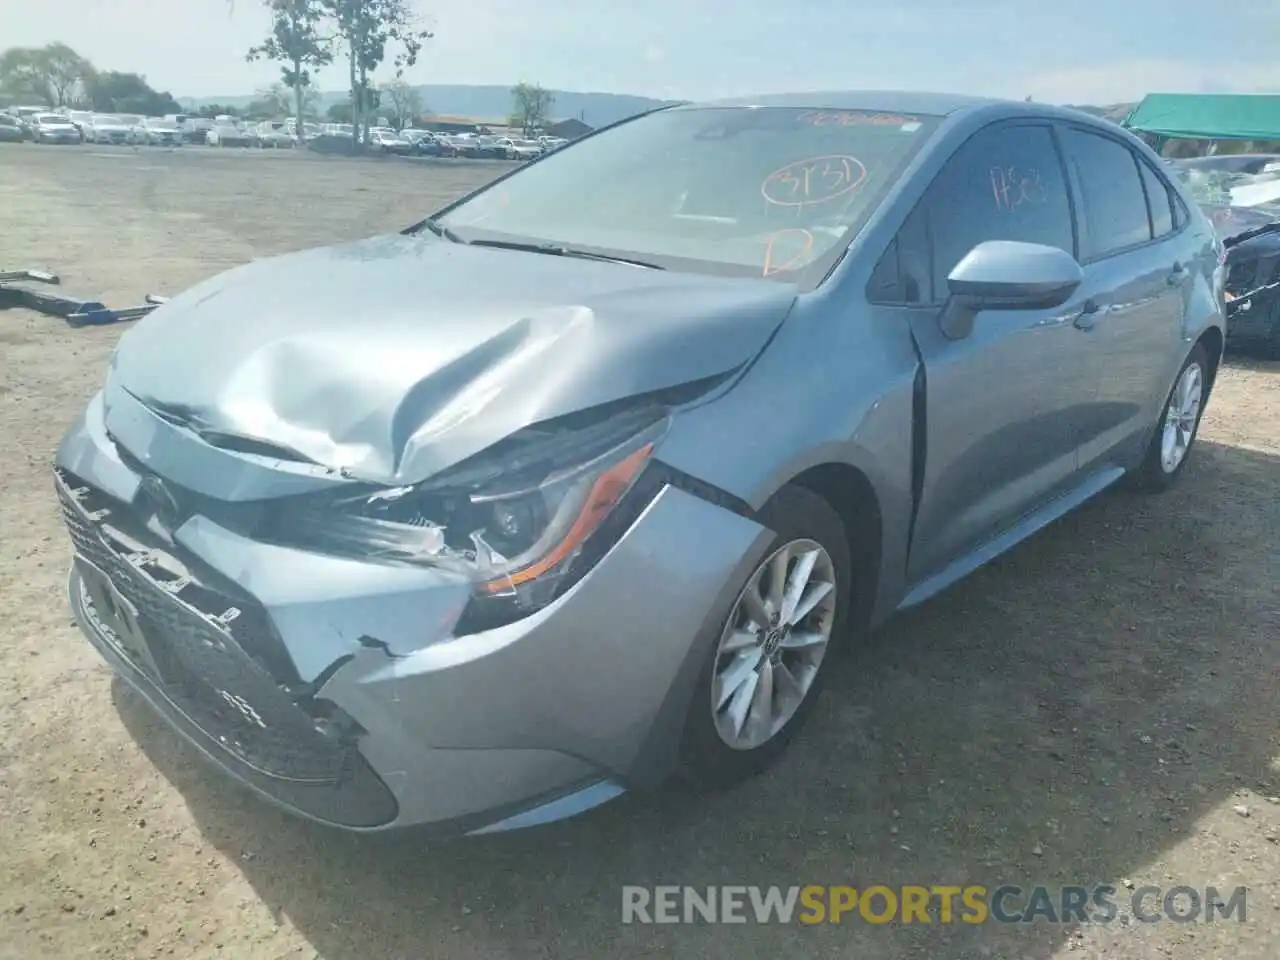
[35,114,66,124]
[436,106,939,283]
[95,115,123,125]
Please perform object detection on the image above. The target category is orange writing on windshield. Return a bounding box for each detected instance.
[762,155,867,207]
[762,228,815,276]
[797,111,919,127]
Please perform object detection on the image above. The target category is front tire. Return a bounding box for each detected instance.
[678,486,852,789]
[1132,342,1209,492]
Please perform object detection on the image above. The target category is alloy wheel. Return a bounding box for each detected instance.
[1160,361,1204,474]
[711,539,838,751]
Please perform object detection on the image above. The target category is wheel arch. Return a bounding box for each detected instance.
[780,462,883,634]
[1194,325,1224,394]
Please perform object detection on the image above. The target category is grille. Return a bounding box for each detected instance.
[57,471,352,784]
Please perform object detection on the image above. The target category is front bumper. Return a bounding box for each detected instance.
[56,390,768,834]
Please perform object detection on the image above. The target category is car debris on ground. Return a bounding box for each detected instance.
[0,268,166,326]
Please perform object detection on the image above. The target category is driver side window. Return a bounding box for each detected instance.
[869,123,1075,305]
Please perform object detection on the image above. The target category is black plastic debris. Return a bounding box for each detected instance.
[0,268,167,326]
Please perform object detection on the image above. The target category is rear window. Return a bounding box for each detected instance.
[439,106,940,284]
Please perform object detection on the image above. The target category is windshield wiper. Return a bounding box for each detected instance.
[465,238,664,270]
[410,218,466,243]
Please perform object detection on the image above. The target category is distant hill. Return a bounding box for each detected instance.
[183,84,677,127]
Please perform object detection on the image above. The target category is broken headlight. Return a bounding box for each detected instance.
[274,406,669,612]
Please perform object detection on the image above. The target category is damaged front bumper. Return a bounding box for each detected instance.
[55,391,769,834]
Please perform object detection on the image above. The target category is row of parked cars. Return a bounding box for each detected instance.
[316,123,566,160]
[389,129,568,160]
[0,106,573,162]
[0,106,300,148]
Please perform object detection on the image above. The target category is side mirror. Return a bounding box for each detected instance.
[939,240,1083,340]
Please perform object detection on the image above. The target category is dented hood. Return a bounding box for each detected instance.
[110,233,796,484]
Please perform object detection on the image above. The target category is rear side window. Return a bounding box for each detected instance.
[1061,128,1151,259]
[1138,160,1175,237]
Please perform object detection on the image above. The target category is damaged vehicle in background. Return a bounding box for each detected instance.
[1169,160,1280,357]
[57,93,1224,836]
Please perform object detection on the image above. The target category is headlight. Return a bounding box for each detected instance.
[263,406,670,614]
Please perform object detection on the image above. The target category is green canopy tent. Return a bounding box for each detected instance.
[1122,93,1280,154]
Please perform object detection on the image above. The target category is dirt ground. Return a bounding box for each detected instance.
[0,143,1276,960]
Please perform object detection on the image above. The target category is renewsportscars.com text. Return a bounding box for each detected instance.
[621,884,1248,925]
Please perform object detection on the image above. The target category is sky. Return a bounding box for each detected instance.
[0,0,1277,105]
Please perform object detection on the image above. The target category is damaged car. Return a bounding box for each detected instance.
[57,93,1224,836]
[1169,160,1280,357]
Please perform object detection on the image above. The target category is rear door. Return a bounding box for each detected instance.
[1056,125,1187,473]
[870,121,1099,584]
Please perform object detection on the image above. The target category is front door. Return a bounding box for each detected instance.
[890,121,1098,584]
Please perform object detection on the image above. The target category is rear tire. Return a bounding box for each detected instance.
[1132,343,1209,492]
[678,486,852,790]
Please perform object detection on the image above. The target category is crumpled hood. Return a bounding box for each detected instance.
[109,233,796,485]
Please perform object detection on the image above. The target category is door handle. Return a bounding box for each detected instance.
[1073,299,1100,330]
[1168,262,1189,286]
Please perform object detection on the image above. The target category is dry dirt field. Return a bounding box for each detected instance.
[0,143,1277,960]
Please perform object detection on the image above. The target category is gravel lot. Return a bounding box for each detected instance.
[0,143,1276,960]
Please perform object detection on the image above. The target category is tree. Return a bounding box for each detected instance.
[85,71,182,115]
[0,43,94,106]
[244,83,292,118]
[326,101,353,123]
[510,82,554,136]
[322,0,431,145]
[381,78,422,128]
[247,0,332,143]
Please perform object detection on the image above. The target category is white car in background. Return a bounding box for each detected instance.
[83,114,134,145]
[114,115,148,144]
[205,123,254,147]
[509,139,545,160]
[139,118,184,146]
[64,110,95,135]
[30,113,82,144]
[283,119,322,143]
[369,126,413,154]
[253,122,294,148]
